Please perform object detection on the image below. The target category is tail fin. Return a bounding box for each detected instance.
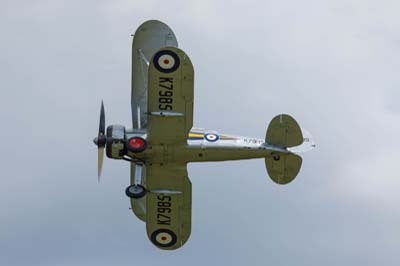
[265,114,303,185]
[288,128,316,153]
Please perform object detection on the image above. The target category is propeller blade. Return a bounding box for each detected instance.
[99,101,105,135]
[98,147,104,182]
[95,101,106,182]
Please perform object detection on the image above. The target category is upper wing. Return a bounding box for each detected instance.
[147,47,194,144]
[145,163,192,250]
[131,20,178,128]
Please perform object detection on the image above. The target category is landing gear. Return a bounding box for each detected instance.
[126,163,146,198]
[125,184,146,199]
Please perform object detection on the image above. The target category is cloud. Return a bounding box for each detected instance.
[337,149,400,206]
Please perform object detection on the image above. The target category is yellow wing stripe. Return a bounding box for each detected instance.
[188,133,204,137]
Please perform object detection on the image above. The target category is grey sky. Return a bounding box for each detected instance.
[1,0,399,265]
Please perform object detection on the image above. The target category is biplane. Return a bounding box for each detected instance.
[93,20,315,250]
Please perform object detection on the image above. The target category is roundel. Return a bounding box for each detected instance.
[205,133,219,142]
[150,229,177,248]
[153,50,180,73]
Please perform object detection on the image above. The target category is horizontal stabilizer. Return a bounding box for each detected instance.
[266,114,303,148]
[265,153,302,185]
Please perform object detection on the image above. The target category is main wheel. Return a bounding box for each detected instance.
[125,184,146,199]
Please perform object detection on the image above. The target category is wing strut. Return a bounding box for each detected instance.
[137,105,141,129]
[138,48,150,66]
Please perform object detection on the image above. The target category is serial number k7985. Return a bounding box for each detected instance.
[157,194,172,225]
[158,77,173,111]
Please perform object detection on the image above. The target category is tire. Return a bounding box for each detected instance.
[125,184,146,199]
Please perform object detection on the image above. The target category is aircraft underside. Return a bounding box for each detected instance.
[93,20,315,250]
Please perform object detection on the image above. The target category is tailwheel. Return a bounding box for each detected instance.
[125,184,146,199]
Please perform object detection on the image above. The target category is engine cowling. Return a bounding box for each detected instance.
[105,126,148,159]
[106,125,126,159]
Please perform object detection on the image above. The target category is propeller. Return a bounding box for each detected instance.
[93,101,107,181]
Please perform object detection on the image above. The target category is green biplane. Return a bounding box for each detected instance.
[93,20,315,250]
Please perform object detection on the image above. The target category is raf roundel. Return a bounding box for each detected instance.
[153,50,180,73]
[205,133,219,142]
[150,229,177,248]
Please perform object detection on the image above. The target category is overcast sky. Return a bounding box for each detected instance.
[1,0,400,265]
